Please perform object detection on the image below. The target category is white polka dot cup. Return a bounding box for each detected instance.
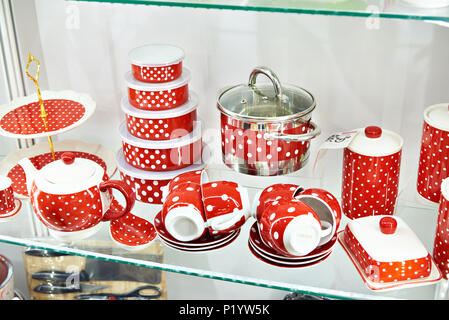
[417,103,449,203]
[294,188,342,246]
[433,177,449,279]
[122,93,198,141]
[18,152,136,240]
[252,184,304,222]
[128,44,184,83]
[342,126,403,219]
[258,198,332,257]
[0,176,16,216]
[162,182,207,242]
[201,181,250,236]
[125,69,190,111]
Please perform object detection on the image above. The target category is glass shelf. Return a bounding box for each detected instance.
[72,0,449,22]
[0,162,445,300]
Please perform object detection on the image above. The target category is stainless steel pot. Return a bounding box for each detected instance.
[217,66,320,176]
[0,255,14,300]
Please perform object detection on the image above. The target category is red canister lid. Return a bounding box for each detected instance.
[347,126,403,157]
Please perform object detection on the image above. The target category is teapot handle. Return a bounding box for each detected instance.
[99,180,136,221]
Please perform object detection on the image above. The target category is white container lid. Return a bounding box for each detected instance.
[125,68,190,91]
[121,92,198,119]
[116,147,207,181]
[128,44,185,67]
[347,215,428,262]
[347,126,403,157]
[119,120,202,149]
[424,103,449,132]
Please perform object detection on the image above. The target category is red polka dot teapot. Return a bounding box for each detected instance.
[18,152,135,240]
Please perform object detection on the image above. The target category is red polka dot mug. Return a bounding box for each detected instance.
[0,176,17,217]
[341,126,403,219]
[18,152,136,240]
[258,198,332,257]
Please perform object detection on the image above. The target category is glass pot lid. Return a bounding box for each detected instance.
[217,66,316,123]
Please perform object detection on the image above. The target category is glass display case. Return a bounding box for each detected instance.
[0,0,448,300]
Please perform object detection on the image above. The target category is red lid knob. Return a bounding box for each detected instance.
[379,216,397,235]
[365,126,382,139]
[61,152,75,165]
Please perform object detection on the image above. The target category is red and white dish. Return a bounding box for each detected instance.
[116,148,206,204]
[248,240,332,269]
[0,199,22,222]
[154,210,235,247]
[161,169,208,202]
[109,199,156,251]
[160,229,240,252]
[338,231,442,291]
[0,176,16,215]
[342,126,403,219]
[0,90,96,139]
[0,139,116,199]
[249,222,337,261]
[121,93,198,141]
[119,121,202,172]
[129,44,184,83]
[339,215,440,289]
[433,177,449,279]
[417,103,449,203]
[125,69,190,111]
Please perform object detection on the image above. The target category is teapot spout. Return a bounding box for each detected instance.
[18,158,38,194]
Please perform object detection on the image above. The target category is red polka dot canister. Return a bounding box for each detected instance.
[121,92,198,141]
[128,44,184,83]
[433,177,449,279]
[341,126,403,219]
[125,69,190,111]
[417,103,449,203]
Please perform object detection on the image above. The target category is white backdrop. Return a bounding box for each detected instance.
[0,0,448,299]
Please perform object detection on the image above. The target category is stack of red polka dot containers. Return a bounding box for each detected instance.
[116,44,204,205]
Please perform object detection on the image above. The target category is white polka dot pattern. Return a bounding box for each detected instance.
[0,99,85,135]
[128,86,188,111]
[0,185,15,215]
[344,227,432,283]
[122,139,202,172]
[125,110,196,140]
[131,62,183,83]
[342,148,401,219]
[119,171,168,204]
[433,194,449,279]
[417,122,449,203]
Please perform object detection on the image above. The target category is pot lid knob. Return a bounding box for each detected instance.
[364,126,382,139]
[61,152,75,165]
[379,216,397,235]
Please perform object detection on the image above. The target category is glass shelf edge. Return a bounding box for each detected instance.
[0,234,389,300]
[70,0,449,23]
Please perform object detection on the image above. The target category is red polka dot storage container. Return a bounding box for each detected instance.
[128,44,184,83]
[417,103,449,203]
[119,121,202,172]
[433,178,449,279]
[116,148,205,204]
[341,126,403,220]
[217,66,321,176]
[342,215,433,284]
[121,92,198,141]
[125,69,190,111]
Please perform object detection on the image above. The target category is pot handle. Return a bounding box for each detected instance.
[264,121,321,142]
[248,66,284,100]
[99,180,136,221]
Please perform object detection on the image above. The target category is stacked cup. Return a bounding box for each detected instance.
[116,44,204,204]
[249,184,342,267]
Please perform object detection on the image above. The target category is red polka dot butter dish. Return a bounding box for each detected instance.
[0,90,96,139]
[128,44,184,84]
[417,103,449,203]
[121,92,198,141]
[119,120,202,172]
[115,146,207,204]
[342,126,403,219]
[217,66,321,176]
[17,151,136,241]
[125,68,190,111]
[338,215,442,291]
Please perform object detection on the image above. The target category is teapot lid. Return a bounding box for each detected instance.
[36,152,104,194]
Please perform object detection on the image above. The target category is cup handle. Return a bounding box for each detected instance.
[320,221,333,238]
[209,211,246,232]
[99,180,136,221]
